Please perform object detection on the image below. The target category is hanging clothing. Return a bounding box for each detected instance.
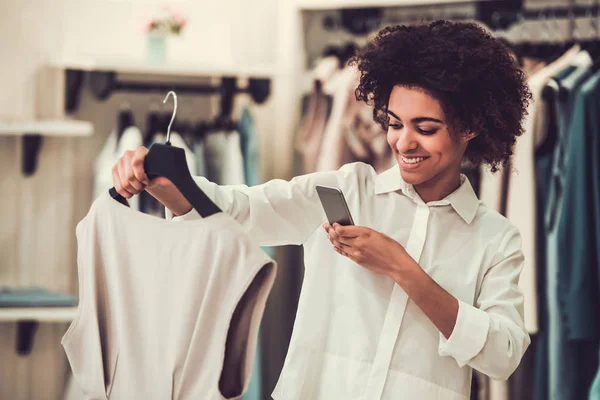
[295,86,333,174]
[550,70,600,400]
[295,57,338,174]
[203,131,246,185]
[169,132,198,178]
[193,137,207,179]
[63,191,276,400]
[592,362,600,400]
[93,126,143,211]
[530,66,572,400]
[538,56,596,400]
[342,96,395,173]
[238,108,261,187]
[170,162,530,400]
[315,67,360,172]
[505,45,581,337]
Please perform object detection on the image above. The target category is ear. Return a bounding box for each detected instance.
[463,131,478,142]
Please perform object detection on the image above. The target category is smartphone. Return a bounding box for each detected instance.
[316,185,355,226]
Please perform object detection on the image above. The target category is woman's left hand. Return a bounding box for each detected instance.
[323,222,416,280]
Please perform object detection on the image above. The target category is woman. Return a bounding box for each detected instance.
[113,20,531,400]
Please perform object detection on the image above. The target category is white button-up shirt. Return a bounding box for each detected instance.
[171,162,530,400]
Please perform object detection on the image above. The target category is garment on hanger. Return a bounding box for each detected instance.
[295,58,338,174]
[505,45,581,336]
[536,53,595,400]
[203,130,246,185]
[592,362,600,400]
[62,191,276,400]
[315,66,360,172]
[481,46,583,400]
[551,70,600,400]
[342,102,395,173]
[170,132,198,178]
[238,107,260,187]
[93,126,143,210]
[193,135,207,179]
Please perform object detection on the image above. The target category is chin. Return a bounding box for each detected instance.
[396,161,427,185]
[399,170,426,185]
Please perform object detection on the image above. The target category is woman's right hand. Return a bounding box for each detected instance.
[112,146,193,216]
[112,146,152,199]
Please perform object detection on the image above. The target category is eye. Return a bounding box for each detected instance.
[388,122,403,130]
[418,128,437,135]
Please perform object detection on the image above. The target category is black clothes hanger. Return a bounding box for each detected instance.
[109,91,221,217]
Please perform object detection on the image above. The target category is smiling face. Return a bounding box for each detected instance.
[386,85,475,199]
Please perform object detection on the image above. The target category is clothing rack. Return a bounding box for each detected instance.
[320,1,600,37]
[65,70,271,114]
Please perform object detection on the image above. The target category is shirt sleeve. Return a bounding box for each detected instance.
[166,165,359,246]
[438,227,531,381]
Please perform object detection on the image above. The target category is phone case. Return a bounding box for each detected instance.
[316,185,355,226]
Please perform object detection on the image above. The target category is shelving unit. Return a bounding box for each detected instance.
[0,307,78,356]
[0,119,93,175]
[0,120,93,137]
[50,56,279,79]
[0,307,77,322]
[46,56,277,116]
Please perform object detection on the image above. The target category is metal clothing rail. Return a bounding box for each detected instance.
[320,1,600,36]
[66,70,271,114]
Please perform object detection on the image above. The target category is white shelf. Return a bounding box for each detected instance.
[0,307,78,322]
[0,120,93,137]
[50,56,279,79]
[296,0,489,10]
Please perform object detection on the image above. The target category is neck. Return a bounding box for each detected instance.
[413,169,462,203]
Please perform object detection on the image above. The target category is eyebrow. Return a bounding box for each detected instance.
[386,110,444,124]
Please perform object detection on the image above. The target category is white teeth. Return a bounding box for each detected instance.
[402,156,426,164]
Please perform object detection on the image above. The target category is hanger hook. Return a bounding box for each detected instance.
[163,91,177,145]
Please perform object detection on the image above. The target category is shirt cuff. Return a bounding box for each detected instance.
[165,207,202,221]
[438,299,490,367]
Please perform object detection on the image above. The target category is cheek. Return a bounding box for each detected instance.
[387,130,398,149]
[424,133,457,159]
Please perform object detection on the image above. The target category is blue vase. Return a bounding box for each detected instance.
[147,33,167,63]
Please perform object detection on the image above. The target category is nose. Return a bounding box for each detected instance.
[393,129,419,153]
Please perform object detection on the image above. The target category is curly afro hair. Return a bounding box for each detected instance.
[349,20,532,172]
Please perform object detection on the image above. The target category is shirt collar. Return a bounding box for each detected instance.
[374,164,480,224]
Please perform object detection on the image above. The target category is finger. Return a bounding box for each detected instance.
[335,246,349,257]
[132,147,150,185]
[335,235,355,246]
[329,235,351,249]
[113,164,133,198]
[332,223,362,238]
[121,150,144,192]
[125,160,145,192]
[118,159,136,198]
[329,228,340,241]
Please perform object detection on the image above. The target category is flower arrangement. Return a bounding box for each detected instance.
[146,7,187,36]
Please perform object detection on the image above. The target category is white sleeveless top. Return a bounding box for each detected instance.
[62,191,276,400]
